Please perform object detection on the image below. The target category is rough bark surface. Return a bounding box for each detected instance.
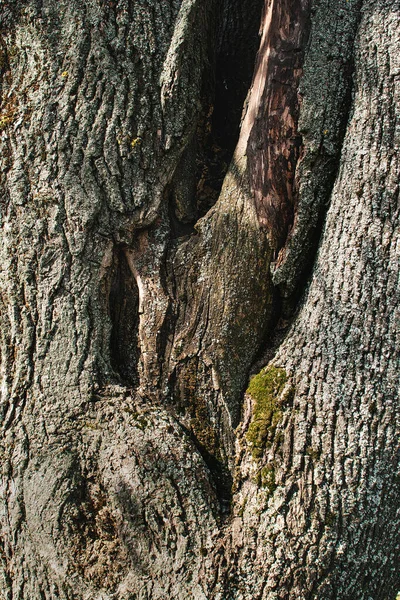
[0,0,399,599]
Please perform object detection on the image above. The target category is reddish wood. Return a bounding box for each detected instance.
[245,0,311,249]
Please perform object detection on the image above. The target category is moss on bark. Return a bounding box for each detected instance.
[246,366,289,459]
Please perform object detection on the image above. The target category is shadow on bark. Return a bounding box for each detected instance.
[109,247,140,387]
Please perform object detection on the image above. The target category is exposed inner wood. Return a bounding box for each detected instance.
[238,0,311,250]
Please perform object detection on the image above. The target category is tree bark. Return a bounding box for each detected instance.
[0,0,399,599]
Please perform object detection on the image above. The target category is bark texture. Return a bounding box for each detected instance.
[0,0,399,599]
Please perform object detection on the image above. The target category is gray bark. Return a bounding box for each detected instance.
[0,0,399,599]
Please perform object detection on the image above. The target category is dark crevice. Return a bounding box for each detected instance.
[193,437,233,518]
[169,0,264,231]
[109,247,140,386]
[195,0,265,218]
[276,155,341,317]
[213,0,265,155]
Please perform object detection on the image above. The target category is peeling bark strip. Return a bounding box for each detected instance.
[240,0,311,250]
[271,0,364,296]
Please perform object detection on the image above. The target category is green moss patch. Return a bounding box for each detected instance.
[246,366,288,459]
[255,464,277,496]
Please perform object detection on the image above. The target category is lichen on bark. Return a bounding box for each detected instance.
[1,0,399,598]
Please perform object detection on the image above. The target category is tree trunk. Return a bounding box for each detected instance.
[0,0,399,598]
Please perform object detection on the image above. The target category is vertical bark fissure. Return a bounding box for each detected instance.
[108,246,140,387]
[170,0,265,229]
[271,0,365,299]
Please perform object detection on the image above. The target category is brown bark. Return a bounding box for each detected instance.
[244,0,310,250]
